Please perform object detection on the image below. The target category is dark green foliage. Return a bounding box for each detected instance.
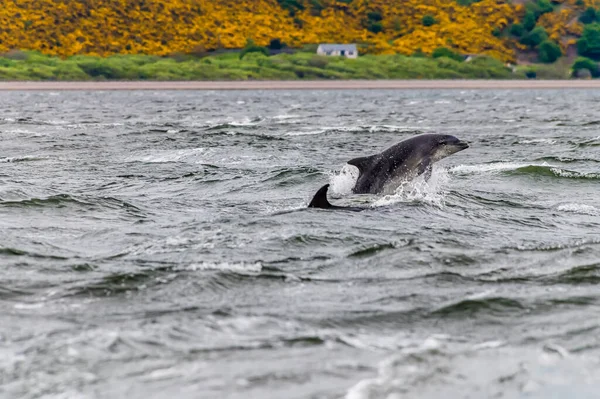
[368,21,383,33]
[432,47,463,62]
[269,38,284,50]
[572,56,599,77]
[520,26,548,47]
[526,0,553,18]
[537,40,562,63]
[525,70,537,79]
[577,24,600,60]
[576,0,585,5]
[456,0,481,5]
[523,10,537,31]
[364,10,384,33]
[422,15,437,27]
[492,27,502,37]
[308,0,326,16]
[510,23,525,37]
[579,7,598,24]
[277,0,304,16]
[367,11,382,21]
[535,0,554,15]
[240,40,269,59]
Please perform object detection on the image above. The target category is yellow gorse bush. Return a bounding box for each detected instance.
[0,0,592,62]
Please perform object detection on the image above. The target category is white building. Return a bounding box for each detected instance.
[316,44,358,58]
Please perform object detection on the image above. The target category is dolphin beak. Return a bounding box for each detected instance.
[457,141,469,150]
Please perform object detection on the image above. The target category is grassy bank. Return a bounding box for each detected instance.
[0,50,576,81]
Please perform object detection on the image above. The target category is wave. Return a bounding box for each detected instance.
[570,136,600,147]
[202,131,284,141]
[451,162,600,180]
[261,166,322,186]
[127,148,207,164]
[515,138,558,145]
[430,296,525,318]
[187,261,262,274]
[285,127,423,136]
[535,156,600,164]
[0,246,69,260]
[0,194,92,208]
[0,155,51,163]
[345,339,599,399]
[556,203,600,215]
[204,117,264,130]
[546,263,600,285]
[0,194,144,217]
[509,165,600,180]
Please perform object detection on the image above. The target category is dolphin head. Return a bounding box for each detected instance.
[430,134,469,161]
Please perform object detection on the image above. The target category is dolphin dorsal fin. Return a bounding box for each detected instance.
[308,184,332,209]
[347,155,376,174]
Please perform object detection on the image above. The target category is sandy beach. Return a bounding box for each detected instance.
[0,80,598,90]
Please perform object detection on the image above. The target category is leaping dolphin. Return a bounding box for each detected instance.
[348,133,468,195]
[307,133,468,210]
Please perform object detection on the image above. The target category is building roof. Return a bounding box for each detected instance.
[317,44,357,52]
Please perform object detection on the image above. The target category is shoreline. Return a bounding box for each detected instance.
[0,80,597,90]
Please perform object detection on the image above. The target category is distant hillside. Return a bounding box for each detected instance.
[0,0,599,65]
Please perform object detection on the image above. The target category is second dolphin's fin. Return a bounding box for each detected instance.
[307,184,365,212]
[308,184,333,209]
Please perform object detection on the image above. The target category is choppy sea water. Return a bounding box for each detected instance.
[1,89,600,399]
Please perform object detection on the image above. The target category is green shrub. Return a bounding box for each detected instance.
[368,21,384,33]
[367,11,382,21]
[308,55,329,68]
[579,7,598,24]
[520,26,548,47]
[268,38,284,50]
[535,0,554,15]
[240,39,270,59]
[277,0,304,16]
[422,15,437,27]
[523,10,537,31]
[572,56,599,77]
[577,24,600,60]
[510,23,526,37]
[431,47,463,62]
[538,40,562,63]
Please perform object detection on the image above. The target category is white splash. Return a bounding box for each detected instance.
[327,164,449,207]
[373,166,449,208]
[328,164,359,195]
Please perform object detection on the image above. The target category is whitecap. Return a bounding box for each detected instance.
[187,261,262,274]
[128,148,206,164]
[450,162,549,175]
[556,203,600,216]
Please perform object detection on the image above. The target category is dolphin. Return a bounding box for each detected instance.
[347,133,468,194]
